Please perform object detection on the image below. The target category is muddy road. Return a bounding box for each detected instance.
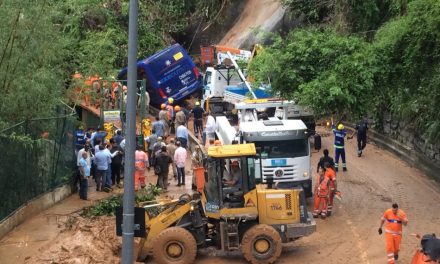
[1,126,440,264]
[192,127,440,264]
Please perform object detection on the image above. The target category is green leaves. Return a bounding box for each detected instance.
[254,0,440,141]
[249,28,375,119]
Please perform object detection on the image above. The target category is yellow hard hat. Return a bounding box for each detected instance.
[195,101,200,106]
[168,97,174,104]
[160,103,166,109]
[174,105,181,111]
[337,124,344,130]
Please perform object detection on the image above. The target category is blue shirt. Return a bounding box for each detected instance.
[91,131,108,147]
[79,157,91,177]
[114,134,124,146]
[332,126,347,148]
[95,151,110,170]
[176,125,188,140]
[152,121,165,137]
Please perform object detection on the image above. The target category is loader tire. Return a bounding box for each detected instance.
[152,227,197,264]
[241,224,282,264]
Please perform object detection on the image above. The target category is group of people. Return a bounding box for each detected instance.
[315,120,440,263]
[76,128,125,200]
[313,149,337,218]
[135,136,189,192]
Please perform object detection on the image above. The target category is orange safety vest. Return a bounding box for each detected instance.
[315,175,330,197]
[411,250,437,264]
[325,167,336,189]
[382,208,408,234]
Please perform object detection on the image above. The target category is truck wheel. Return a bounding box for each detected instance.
[241,224,282,264]
[153,227,197,264]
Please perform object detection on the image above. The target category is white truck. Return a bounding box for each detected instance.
[215,99,313,197]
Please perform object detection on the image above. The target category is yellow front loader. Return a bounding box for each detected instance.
[133,143,316,264]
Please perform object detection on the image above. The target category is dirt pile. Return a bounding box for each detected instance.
[25,215,121,264]
[219,0,285,49]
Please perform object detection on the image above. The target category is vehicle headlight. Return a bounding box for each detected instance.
[303,171,308,178]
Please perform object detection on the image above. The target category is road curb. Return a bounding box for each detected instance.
[346,126,440,182]
[0,184,72,239]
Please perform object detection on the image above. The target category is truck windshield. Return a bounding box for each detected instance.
[255,139,309,159]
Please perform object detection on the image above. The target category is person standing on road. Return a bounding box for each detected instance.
[114,130,124,147]
[166,98,175,134]
[355,117,369,157]
[134,145,149,190]
[76,144,93,188]
[159,104,169,138]
[191,101,205,138]
[324,162,337,216]
[110,140,123,188]
[152,116,165,138]
[166,138,178,180]
[204,114,216,145]
[91,126,107,148]
[378,203,409,264]
[312,167,330,219]
[153,137,166,161]
[174,141,187,186]
[155,145,172,192]
[103,141,120,190]
[78,152,91,200]
[176,124,189,148]
[174,105,187,127]
[94,144,111,192]
[316,149,335,172]
[145,130,158,168]
[332,123,348,172]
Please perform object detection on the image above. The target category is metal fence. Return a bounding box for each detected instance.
[0,106,77,221]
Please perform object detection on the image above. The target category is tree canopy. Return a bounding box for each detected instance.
[0,0,224,130]
[251,0,440,140]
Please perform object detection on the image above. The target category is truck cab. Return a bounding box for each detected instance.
[215,99,314,197]
[240,120,312,196]
[203,66,243,102]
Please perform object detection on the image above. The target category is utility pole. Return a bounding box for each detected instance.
[122,0,138,263]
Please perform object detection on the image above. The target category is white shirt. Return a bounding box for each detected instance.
[77,148,93,167]
[205,115,216,134]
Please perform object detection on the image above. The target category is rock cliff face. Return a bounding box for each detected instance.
[176,0,300,53]
[380,111,440,167]
[218,0,286,49]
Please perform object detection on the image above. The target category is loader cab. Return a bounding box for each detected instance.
[203,144,258,211]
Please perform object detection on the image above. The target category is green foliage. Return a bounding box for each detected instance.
[84,184,160,217]
[372,0,440,140]
[0,0,224,128]
[282,0,412,33]
[0,1,64,127]
[253,0,440,141]
[249,29,375,119]
[53,0,225,78]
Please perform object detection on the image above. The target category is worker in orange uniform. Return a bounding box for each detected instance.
[166,97,174,134]
[134,145,149,191]
[312,167,330,219]
[378,203,409,264]
[324,162,337,216]
[410,233,440,264]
